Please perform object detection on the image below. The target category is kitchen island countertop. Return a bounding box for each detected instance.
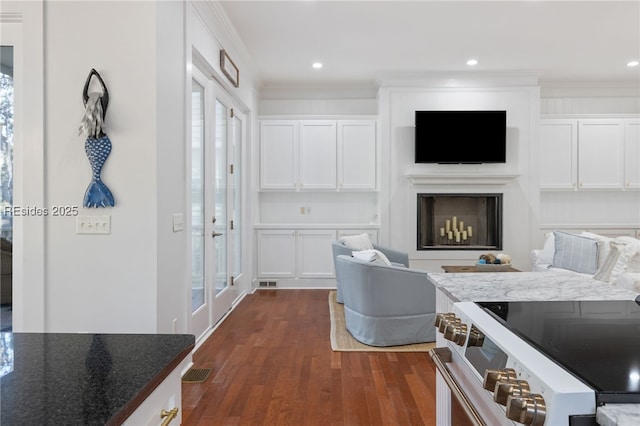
[0,332,194,425]
[428,271,639,302]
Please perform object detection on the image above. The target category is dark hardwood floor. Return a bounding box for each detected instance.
[182,289,445,426]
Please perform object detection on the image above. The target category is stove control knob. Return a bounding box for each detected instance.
[506,393,546,426]
[434,313,455,329]
[483,368,517,391]
[442,320,463,341]
[454,323,468,346]
[439,317,460,334]
[444,323,468,345]
[493,379,531,405]
[467,326,485,347]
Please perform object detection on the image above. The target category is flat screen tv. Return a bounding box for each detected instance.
[415,110,506,163]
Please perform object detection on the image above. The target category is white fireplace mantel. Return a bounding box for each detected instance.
[406,173,520,185]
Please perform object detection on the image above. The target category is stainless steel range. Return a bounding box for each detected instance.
[431,299,640,426]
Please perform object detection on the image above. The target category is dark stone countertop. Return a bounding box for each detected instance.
[0,332,195,425]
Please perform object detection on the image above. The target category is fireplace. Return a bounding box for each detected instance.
[417,193,502,250]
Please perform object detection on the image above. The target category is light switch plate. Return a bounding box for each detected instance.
[76,215,111,234]
[172,214,184,232]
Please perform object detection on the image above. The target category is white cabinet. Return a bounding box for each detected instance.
[296,230,337,278]
[259,118,377,191]
[299,121,337,189]
[540,120,578,189]
[256,230,296,277]
[577,120,624,189]
[259,121,298,190]
[337,121,377,190]
[257,229,334,279]
[122,358,188,426]
[540,118,633,190]
[624,120,640,189]
[256,228,378,282]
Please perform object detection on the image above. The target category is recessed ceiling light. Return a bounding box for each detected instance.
[627,60,639,67]
[466,59,478,66]
[312,62,323,69]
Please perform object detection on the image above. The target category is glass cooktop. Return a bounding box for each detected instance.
[477,299,640,405]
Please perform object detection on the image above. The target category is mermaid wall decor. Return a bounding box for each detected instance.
[79,69,115,208]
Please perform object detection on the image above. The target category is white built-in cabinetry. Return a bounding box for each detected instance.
[624,120,640,189]
[256,229,379,281]
[259,119,377,191]
[256,117,379,287]
[540,118,639,190]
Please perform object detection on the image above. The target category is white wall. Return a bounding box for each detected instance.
[541,84,640,114]
[156,0,188,333]
[258,87,378,116]
[44,1,161,332]
[34,0,258,333]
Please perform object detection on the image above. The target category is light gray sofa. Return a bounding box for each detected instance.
[335,254,436,346]
[331,240,409,303]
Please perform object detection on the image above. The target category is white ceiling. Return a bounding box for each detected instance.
[219,0,640,89]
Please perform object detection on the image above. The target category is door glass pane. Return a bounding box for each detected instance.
[191,81,205,312]
[214,100,227,294]
[232,115,241,277]
[0,46,14,331]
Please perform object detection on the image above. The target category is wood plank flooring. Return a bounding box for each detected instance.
[181,290,445,426]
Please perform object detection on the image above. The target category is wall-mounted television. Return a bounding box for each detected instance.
[415,110,507,163]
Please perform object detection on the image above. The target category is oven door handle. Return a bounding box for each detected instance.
[430,347,487,426]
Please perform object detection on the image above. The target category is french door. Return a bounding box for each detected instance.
[190,69,243,341]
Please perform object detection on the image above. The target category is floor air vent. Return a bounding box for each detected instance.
[258,281,277,288]
[181,368,212,383]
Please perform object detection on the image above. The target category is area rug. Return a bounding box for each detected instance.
[328,291,437,352]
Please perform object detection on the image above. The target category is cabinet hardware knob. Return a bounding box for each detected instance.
[160,407,179,426]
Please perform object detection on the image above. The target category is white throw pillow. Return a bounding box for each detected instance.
[608,237,640,283]
[539,232,555,265]
[627,253,640,273]
[552,231,599,275]
[352,249,392,266]
[593,243,622,283]
[580,232,612,270]
[341,233,374,251]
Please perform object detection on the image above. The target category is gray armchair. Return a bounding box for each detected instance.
[331,240,409,303]
[335,254,436,346]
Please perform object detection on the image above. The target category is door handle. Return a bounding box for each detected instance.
[212,232,223,238]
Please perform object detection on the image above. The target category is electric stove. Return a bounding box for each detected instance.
[477,299,640,406]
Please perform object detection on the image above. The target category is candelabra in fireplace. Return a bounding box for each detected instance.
[438,215,473,246]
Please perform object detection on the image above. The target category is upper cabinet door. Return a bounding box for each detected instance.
[624,120,640,190]
[260,121,299,189]
[337,120,377,190]
[578,120,625,189]
[540,119,578,190]
[299,121,337,189]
